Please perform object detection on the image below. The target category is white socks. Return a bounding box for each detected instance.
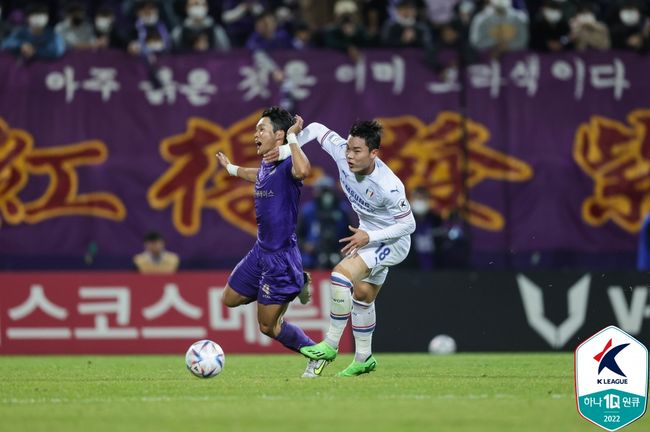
[352,299,375,362]
[324,272,352,349]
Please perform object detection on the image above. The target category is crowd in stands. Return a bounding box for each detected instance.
[0,0,649,62]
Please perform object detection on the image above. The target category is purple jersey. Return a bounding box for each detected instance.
[255,158,301,251]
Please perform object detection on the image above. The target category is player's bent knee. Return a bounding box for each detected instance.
[222,285,247,308]
[258,322,277,338]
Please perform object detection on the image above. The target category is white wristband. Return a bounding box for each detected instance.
[226,163,239,176]
[286,132,298,145]
[278,145,291,161]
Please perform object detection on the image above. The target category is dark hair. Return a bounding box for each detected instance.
[349,120,382,151]
[144,231,163,242]
[261,106,293,137]
[97,5,115,16]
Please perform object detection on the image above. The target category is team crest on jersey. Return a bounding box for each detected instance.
[365,188,375,199]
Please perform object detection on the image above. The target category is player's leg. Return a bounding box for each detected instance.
[337,278,383,377]
[257,302,315,352]
[221,245,262,308]
[222,284,254,307]
[300,254,370,361]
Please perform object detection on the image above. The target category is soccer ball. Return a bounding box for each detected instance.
[185,340,225,378]
[428,334,457,355]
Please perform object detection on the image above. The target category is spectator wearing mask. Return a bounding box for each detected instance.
[530,0,572,52]
[381,0,433,48]
[1,2,65,60]
[469,0,529,54]
[402,187,444,270]
[570,4,610,51]
[55,1,96,50]
[292,20,316,49]
[297,176,352,269]
[128,0,171,57]
[173,0,230,52]
[93,5,128,50]
[430,0,478,72]
[610,1,650,52]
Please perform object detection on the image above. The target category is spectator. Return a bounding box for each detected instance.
[402,187,444,270]
[221,0,267,47]
[439,208,470,269]
[530,0,572,52]
[292,20,316,49]
[133,231,179,273]
[93,5,128,50]
[298,0,337,33]
[570,4,610,51]
[245,10,293,51]
[381,0,433,48]
[323,0,370,60]
[469,0,529,54]
[172,0,230,52]
[424,0,460,27]
[128,0,172,57]
[639,212,650,271]
[297,176,352,269]
[610,0,650,52]
[55,1,96,50]
[1,2,65,60]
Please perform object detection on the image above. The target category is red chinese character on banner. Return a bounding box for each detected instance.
[379,112,533,231]
[574,109,650,232]
[0,118,32,225]
[0,118,125,225]
[24,141,126,223]
[150,112,325,236]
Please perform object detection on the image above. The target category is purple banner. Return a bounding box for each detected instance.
[0,49,648,266]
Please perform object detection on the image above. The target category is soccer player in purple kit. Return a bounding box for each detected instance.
[216,107,326,377]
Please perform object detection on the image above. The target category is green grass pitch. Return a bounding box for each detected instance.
[1,353,647,432]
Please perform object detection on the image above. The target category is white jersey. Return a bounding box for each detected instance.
[297,123,416,243]
[319,130,411,232]
[297,123,416,284]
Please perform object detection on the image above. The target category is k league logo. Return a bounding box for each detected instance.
[575,326,648,431]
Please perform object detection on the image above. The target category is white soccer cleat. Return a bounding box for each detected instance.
[301,359,328,378]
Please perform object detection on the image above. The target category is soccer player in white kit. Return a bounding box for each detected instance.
[268,116,416,376]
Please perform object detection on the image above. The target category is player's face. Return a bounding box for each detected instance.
[346,136,378,175]
[255,117,283,156]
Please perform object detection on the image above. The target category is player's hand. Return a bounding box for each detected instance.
[339,225,369,256]
[288,115,304,135]
[263,146,280,163]
[216,152,231,169]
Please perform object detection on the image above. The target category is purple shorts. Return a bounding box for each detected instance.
[228,242,304,305]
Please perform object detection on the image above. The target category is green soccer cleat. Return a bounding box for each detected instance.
[336,356,377,377]
[300,341,338,361]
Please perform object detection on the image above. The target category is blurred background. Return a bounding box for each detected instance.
[0,0,649,354]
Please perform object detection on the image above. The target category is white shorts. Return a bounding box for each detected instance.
[356,236,411,285]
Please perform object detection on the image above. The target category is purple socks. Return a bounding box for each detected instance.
[275,321,315,352]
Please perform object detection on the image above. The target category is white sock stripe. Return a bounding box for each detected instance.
[331,272,353,288]
[352,299,373,308]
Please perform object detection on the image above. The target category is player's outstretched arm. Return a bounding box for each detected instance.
[216,152,258,183]
[287,116,311,180]
[263,120,338,164]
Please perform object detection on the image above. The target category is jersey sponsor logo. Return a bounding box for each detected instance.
[398,199,410,212]
[342,182,374,212]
